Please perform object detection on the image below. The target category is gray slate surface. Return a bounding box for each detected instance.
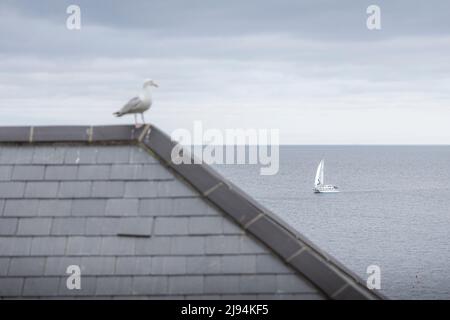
[0,144,324,299]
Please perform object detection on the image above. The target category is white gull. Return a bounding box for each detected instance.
[114,79,158,127]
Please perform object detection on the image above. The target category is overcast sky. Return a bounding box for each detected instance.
[1,0,449,144]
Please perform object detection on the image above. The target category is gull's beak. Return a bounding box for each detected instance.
[152,82,159,88]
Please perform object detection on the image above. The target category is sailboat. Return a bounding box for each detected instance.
[314,159,339,193]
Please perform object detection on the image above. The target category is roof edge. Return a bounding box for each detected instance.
[0,125,147,143]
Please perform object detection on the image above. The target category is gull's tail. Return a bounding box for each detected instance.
[113,111,123,117]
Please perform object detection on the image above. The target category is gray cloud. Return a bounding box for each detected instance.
[0,1,449,143]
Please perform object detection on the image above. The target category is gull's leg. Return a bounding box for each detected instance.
[134,114,139,128]
[141,113,145,124]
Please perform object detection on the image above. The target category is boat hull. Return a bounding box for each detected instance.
[314,189,339,193]
[314,185,339,193]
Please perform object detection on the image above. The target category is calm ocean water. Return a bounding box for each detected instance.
[213,146,450,299]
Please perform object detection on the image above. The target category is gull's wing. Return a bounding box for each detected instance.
[113,96,141,116]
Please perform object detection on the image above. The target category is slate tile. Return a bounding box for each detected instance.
[64,147,97,164]
[0,147,33,164]
[0,182,25,198]
[17,218,52,235]
[59,181,92,198]
[221,255,256,274]
[80,257,116,275]
[276,274,318,293]
[186,256,222,274]
[135,237,171,255]
[130,147,157,164]
[23,277,60,296]
[205,235,240,254]
[38,200,72,216]
[168,276,203,295]
[32,147,65,164]
[151,256,186,275]
[138,198,172,216]
[105,199,138,216]
[66,236,102,256]
[157,180,198,197]
[239,275,277,293]
[78,165,110,180]
[189,216,223,235]
[8,257,46,276]
[91,181,125,198]
[124,181,158,198]
[71,199,106,216]
[0,237,31,255]
[3,199,39,216]
[116,257,152,275]
[154,217,188,235]
[170,236,205,255]
[45,166,78,180]
[96,146,130,164]
[0,258,9,276]
[111,164,173,181]
[138,198,215,216]
[118,217,153,236]
[133,276,168,295]
[12,165,45,180]
[25,182,59,198]
[0,278,23,296]
[0,165,12,180]
[0,218,18,235]
[101,237,135,255]
[109,164,141,180]
[85,217,119,235]
[31,237,66,255]
[96,277,133,296]
[205,275,240,294]
[141,164,173,181]
[51,217,86,235]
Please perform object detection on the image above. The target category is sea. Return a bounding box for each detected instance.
[213,146,450,299]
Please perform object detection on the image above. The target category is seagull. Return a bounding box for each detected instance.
[113,79,159,127]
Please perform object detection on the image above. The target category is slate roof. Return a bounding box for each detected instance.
[0,125,383,299]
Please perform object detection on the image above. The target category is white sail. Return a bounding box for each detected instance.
[314,159,324,187]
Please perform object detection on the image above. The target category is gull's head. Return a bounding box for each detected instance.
[143,79,158,88]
